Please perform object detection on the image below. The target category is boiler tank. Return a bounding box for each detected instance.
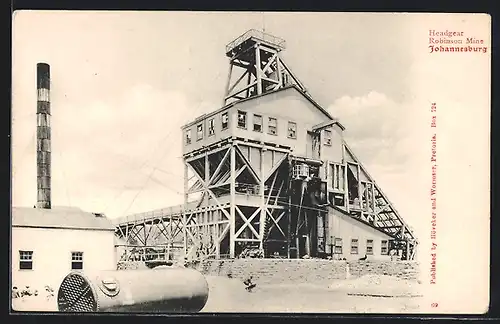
[57,267,209,313]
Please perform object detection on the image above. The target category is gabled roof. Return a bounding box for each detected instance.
[12,206,115,231]
[312,120,338,131]
[329,205,395,240]
[182,85,345,130]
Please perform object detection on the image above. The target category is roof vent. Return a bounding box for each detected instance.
[93,213,105,217]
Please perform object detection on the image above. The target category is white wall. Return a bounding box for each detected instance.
[326,208,392,261]
[11,227,116,291]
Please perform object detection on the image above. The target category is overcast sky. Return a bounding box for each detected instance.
[8,12,458,233]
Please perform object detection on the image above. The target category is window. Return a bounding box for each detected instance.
[19,251,33,270]
[366,239,374,255]
[253,114,263,132]
[351,239,359,254]
[208,118,215,136]
[197,124,203,141]
[71,252,84,270]
[287,121,297,139]
[331,164,346,191]
[381,240,389,255]
[237,111,247,129]
[268,117,277,135]
[324,130,332,146]
[334,238,343,254]
[185,129,192,145]
[221,112,229,130]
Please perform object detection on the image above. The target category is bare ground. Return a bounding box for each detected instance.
[11,274,422,313]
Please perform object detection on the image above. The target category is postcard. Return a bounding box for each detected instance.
[11,11,491,314]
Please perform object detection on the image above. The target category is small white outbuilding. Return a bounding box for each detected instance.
[11,206,117,293]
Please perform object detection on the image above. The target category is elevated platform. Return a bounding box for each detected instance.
[226,29,286,57]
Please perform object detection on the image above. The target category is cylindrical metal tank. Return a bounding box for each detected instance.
[57,267,209,313]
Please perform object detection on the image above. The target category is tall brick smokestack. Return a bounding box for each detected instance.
[36,63,51,209]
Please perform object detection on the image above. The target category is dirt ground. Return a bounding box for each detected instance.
[11,274,422,313]
[201,275,422,313]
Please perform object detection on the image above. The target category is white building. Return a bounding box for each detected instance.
[11,206,117,292]
[327,207,393,261]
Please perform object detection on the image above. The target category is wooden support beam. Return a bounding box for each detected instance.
[262,53,277,74]
[225,81,257,100]
[208,148,230,185]
[234,145,261,183]
[262,76,280,84]
[227,69,249,95]
[259,147,266,250]
[234,140,291,153]
[280,59,307,92]
[265,153,288,182]
[229,145,236,258]
[224,62,234,100]
[235,207,261,238]
[266,210,286,238]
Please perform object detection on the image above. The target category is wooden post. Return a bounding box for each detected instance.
[357,164,362,214]
[276,56,282,89]
[287,159,292,258]
[344,165,349,211]
[204,153,210,255]
[224,61,233,105]
[259,148,266,251]
[229,145,236,258]
[183,162,188,258]
[215,210,220,258]
[255,44,263,95]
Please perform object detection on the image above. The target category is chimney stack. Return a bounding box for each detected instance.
[36,63,51,209]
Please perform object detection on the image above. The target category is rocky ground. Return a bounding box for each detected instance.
[11,274,422,313]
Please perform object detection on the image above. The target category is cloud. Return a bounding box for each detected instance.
[328,91,418,174]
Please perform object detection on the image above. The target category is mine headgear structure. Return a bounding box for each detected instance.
[114,29,418,262]
[179,29,418,260]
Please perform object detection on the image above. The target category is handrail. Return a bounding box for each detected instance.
[225,29,286,54]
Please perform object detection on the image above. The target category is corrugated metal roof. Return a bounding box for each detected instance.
[11,206,115,231]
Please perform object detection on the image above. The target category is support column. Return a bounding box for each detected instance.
[259,148,266,251]
[287,159,292,258]
[357,164,362,214]
[371,183,376,223]
[255,44,263,95]
[183,162,188,258]
[215,210,220,258]
[204,152,210,256]
[229,145,236,258]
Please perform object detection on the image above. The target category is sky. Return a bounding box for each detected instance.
[12,11,491,313]
[12,11,417,219]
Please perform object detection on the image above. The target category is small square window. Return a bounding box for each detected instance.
[185,129,192,145]
[238,111,247,129]
[197,124,203,141]
[208,118,215,136]
[381,240,389,255]
[324,130,332,146]
[351,239,359,254]
[287,121,297,139]
[253,114,263,132]
[334,238,343,254]
[71,252,84,270]
[268,117,277,135]
[366,239,374,255]
[221,112,229,130]
[19,250,33,270]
